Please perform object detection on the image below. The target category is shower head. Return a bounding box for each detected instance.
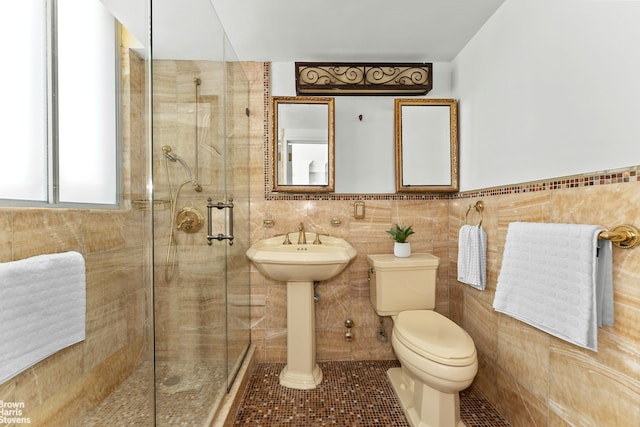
[161,145,203,192]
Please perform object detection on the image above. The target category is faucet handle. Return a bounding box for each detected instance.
[282,234,292,245]
[313,233,323,245]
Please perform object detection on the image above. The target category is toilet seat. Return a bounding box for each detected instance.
[394,310,476,367]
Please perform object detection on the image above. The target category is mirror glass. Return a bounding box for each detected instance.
[395,98,458,192]
[272,96,335,192]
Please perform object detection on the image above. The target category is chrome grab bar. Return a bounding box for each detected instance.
[206,197,234,245]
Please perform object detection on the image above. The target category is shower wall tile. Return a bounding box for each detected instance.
[151,58,252,370]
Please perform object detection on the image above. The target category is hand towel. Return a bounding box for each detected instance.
[493,222,613,352]
[457,224,487,290]
[0,251,86,384]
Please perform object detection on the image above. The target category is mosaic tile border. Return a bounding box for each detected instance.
[451,167,639,201]
[262,63,638,202]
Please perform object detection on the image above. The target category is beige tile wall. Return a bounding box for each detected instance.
[152,59,227,364]
[247,62,640,425]
[449,183,640,425]
[0,49,151,426]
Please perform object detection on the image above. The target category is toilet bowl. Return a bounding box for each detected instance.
[390,310,477,427]
[367,254,478,427]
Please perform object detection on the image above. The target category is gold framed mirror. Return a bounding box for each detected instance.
[394,98,458,192]
[271,96,335,193]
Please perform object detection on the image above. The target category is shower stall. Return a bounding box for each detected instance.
[150,0,252,422]
[82,0,251,425]
[0,1,248,424]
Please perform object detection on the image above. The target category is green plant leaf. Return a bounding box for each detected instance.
[385,224,415,243]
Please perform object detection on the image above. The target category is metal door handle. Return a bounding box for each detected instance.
[206,197,234,245]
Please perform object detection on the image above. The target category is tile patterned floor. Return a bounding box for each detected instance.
[231,360,511,427]
[82,361,225,426]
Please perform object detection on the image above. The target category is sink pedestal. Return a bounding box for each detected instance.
[279,280,322,390]
[245,233,357,390]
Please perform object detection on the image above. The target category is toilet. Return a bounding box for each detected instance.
[367,253,477,427]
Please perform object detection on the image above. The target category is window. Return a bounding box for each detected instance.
[0,0,119,206]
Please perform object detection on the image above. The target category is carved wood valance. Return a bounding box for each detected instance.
[295,62,433,96]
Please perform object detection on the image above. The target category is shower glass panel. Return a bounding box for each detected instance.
[223,35,252,390]
[152,1,251,425]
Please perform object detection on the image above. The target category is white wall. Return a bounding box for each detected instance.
[454,0,640,191]
[271,62,453,193]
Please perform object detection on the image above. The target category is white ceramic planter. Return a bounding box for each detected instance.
[394,242,411,257]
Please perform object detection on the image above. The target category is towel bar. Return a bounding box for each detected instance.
[598,225,639,249]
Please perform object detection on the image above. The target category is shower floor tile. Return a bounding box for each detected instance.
[81,361,225,426]
[231,360,511,427]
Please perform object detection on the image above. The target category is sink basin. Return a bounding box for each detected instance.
[246,232,357,390]
[246,233,357,282]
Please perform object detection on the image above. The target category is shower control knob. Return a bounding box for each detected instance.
[176,207,204,233]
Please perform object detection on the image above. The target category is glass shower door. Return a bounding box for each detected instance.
[151,0,250,425]
[222,39,252,390]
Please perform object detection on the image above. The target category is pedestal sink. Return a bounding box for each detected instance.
[246,232,356,389]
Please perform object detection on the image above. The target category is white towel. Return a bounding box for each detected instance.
[457,224,487,290]
[0,252,86,384]
[493,222,613,352]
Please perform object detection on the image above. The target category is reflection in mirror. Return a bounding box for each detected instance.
[395,98,458,192]
[272,96,335,192]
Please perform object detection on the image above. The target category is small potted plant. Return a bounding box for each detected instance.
[386,224,415,257]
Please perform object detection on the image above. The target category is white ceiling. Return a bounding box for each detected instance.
[102,0,506,62]
[211,0,506,62]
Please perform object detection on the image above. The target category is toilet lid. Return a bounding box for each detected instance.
[394,310,476,367]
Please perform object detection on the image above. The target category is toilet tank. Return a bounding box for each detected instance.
[367,253,440,316]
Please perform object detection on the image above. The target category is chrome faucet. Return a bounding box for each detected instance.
[297,222,307,244]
